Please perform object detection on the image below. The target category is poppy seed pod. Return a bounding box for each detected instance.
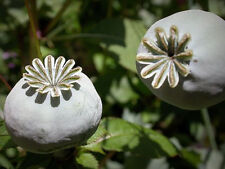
[4,55,102,153]
[136,10,225,110]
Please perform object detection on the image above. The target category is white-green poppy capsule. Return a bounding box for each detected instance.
[136,10,225,110]
[4,55,102,153]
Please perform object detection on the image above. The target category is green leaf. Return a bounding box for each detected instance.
[37,0,65,17]
[40,46,58,59]
[91,18,146,72]
[82,125,107,154]
[83,118,177,158]
[93,53,105,73]
[0,110,3,121]
[209,0,225,16]
[0,154,14,169]
[181,149,201,168]
[0,94,6,111]
[8,8,28,25]
[0,95,4,119]
[109,76,138,104]
[0,122,12,150]
[76,152,98,169]
[5,148,18,158]
[122,108,144,126]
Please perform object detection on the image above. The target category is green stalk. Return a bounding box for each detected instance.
[201,108,218,150]
[25,0,42,59]
[188,0,193,9]
[0,74,11,91]
[107,0,113,17]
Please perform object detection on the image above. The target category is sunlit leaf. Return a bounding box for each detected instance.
[83,125,107,154]
[91,18,146,72]
[181,149,201,168]
[76,152,98,169]
[209,0,225,16]
[109,76,138,104]
[0,122,12,150]
[83,118,177,158]
[8,8,28,25]
[0,94,6,111]
[0,154,14,169]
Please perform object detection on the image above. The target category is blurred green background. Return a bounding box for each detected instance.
[0,0,225,169]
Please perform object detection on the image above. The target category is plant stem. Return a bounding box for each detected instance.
[98,151,115,169]
[0,74,11,91]
[188,0,193,9]
[107,0,113,17]
[201,108,218,150]
[25,0,42,59]
[50,33,123,42]
[44,0,72,35]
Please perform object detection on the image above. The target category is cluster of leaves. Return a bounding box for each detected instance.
[0,0,225,169]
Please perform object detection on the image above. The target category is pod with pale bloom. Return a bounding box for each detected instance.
[4,55,102,153]
[136,10,225,110]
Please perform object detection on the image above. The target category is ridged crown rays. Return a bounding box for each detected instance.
[23,55,82,97]
[136,25,193,88]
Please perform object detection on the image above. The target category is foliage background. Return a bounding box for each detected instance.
[0,0,225,169]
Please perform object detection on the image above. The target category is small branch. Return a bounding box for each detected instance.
[107,0,113,17]
[50,33,124,42]
[0,74,11,91]
[25,0,42,59]
[98,151,115,169]
[44,0,72,35]
[201,108,218,150]
[188,0,193,9]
